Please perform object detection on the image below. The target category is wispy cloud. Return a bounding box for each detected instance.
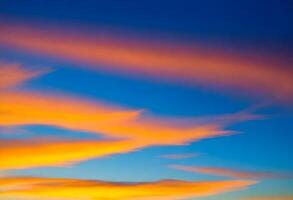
[0,22,292,101]
[0,138,138,170]
[242,196,293,200]
[160,153,199,160]
[0,90,263,144]
[0,176,256,200]
[0,90,261,169]
[0,61,50,89]
[0,91,141,137]
[170,165,293,180]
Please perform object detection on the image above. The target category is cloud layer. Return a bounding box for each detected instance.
[0,88,260,170]
[170,165,293,180]
[0,23,292,101]
[0,176,256,200]
[0,138,139,170]
[0,63,263,170]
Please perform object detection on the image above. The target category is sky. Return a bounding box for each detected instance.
[0,0,292,199]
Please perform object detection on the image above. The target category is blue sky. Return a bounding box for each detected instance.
[0,1,292,200]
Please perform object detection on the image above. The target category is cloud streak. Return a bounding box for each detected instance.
[242,196,293,200]
[0,91,141,138]
[160,153,199,160]
[0,91,230,144]
[0,90,260,169]
[0,138,139,170]
[0,61,49,89]
[170,165,293,180]
[0,176,256,200]
[0,22,292,101]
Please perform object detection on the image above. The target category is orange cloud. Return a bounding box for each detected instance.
[0,90,236,145]
[0,90,261,169]
[0,23,292,101]
[0,138,139,170]
[160,153,199,160]
[0,176,256,200]
[0,61,49,89]
[0,91,141,138]
[170,165,293,180]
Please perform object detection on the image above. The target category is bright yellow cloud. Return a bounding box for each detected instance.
[0,91,141,137]
[0,90,261,170]
[0,91,260,145]
[0,176,256,200]
[0,138,139,170]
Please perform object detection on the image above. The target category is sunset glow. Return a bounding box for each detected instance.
[0,1,292,200]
